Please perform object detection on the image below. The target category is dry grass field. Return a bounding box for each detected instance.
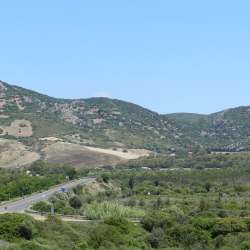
[0,119,32,137]
[84,146,150,159]
[0,139,40,168]
[42,142,124,169]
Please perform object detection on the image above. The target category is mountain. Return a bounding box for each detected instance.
[0,79,249,169]
[0,80,197,168]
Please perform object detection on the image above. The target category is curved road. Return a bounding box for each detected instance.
[0,178,95,213]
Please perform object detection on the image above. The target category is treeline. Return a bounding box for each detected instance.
[118,152,250,169]
[111,167,250,188]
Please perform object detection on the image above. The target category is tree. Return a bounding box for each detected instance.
[69,196,82,209]
[101,173,110,183]
[73,184,83,195]
[148,227,166,248]
[63,163,77,180]
[129,176,134,189]
[204,182,211,192]
[19,215,37,240]
[199,198,210,212]
[156,196,163,209]
[212,218,247,237]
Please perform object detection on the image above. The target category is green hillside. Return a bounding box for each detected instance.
[1,79,250,157]
[184,107,250,152]
[0,80,196,155]
[164,112,206,125]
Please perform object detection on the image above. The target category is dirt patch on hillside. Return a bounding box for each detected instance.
[0,139,40,168]
[42,142,124,168]
[0,101,6,108]
[0,119,32,137]
[15,98,25,110]
[84,146,150,159]
[93,119,103,124]
[39,137,63,141]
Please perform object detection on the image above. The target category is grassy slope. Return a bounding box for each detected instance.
[164,112,206,124]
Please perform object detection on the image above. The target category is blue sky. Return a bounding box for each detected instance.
[0,1,249,115]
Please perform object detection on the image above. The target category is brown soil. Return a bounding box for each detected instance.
[0,139,40,168]
[42,142,124,168]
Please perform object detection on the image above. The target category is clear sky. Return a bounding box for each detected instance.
[0,1,249,115]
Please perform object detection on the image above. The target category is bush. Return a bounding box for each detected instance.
[85,201,145,219]
[212,218,247,237]
[240,241,250,250]
[69,196,82,209]
[148,227,166,248]
[19,215,37,240]
[101,173,111,183]
[32,201,51,213]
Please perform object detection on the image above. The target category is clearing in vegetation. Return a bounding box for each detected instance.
[84,146,150,159]
[0,119,32,137]
[0,139,40,168]
[42,142,124,168]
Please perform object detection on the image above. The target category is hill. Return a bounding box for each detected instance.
[1,79,250,169]
[185,106,250,152]
[0,80,196,168]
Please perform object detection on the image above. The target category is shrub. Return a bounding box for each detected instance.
[32,201,51,213]
[19,215,37,240]
[101,173,110,183]
[148,227,166,248]
[85,201,145,219]
[240,241,250,250]
[69,196,82,209]
[212,218,247,237]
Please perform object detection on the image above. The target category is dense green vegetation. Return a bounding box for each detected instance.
[0,213,150,250]
[0,161,83,201]
[164,112,206,125]
[19,153,250,249]
[119,152,250,169]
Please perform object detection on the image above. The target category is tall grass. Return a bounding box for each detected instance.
[85,201,145,219]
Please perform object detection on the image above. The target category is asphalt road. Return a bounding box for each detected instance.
[0,178,95,213]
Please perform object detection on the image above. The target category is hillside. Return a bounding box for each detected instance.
[184,106,250,152]
[1,79,250,169]
[164,112,206,125]
[0,80,196,168]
